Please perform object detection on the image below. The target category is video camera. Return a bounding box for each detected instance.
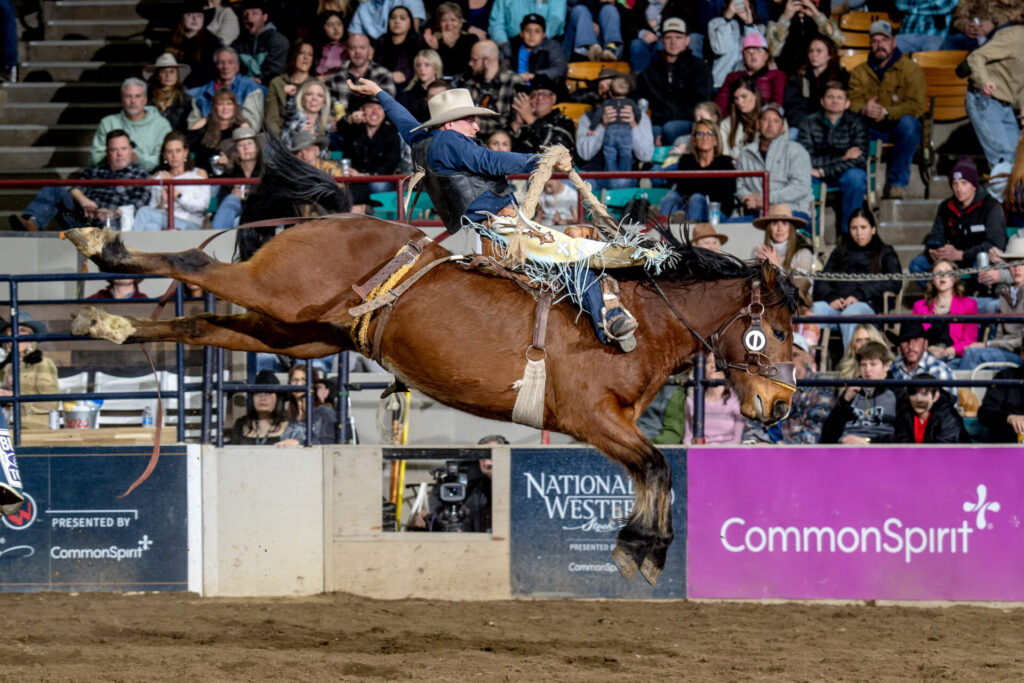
[429,460,471,532]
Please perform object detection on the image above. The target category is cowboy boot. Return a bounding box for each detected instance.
[599,274,638,352]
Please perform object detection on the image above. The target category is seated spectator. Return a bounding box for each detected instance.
[325,33,397,116]
[265,40,320,138]
[627,3,664,73]
[276,363,337,446]
[960,235,1024,369]
[894,0,959,54]
[314,374,336,409]
[848,20,925,199]
[232,0,290,84]
[188,88,249,173]
[397,49,443,121]
[373,5,424,88]
[499,13,567,84]
[736,103,812,220]
[211,126,262,231]
[349,0,426,40]
[584,74,639,175]
[509,75,575,156]
[487,0,565,47]
[821,341,897,444]
[10,130,149,231]
[636,17,712,146]
[486,130,512,151]
[281,80,334,150]
[707,0,766,90]
[659,118,736,220]
[575,72,654,189]
[910,157,1006,286]
[893,373,968,443]
[538,177,578,225]
[913,259,979,367]
[797,81,868,230]
[90,77,172,173]
[691,222,729,252]
[457,39,521,139]
[683,355,747,445]
[229,370,294,445]
[714,33,784,114]
[87,278,148,300]
[204,0,240,47]
[836,323,887,379]
[751,203,814,272]
[887,321,956,398]
[314,11,348,79]
[166,0,222,89]
[766,0,842,75]
[743,332,833,443]
[134,131,211,231]
[337,95,402,193]
[422,3,478,79]
[562,0,623,62]
[188,47,267,130]
[289,129,366,214]
[0,314,58,431]
[811,209,902,348]
[144,53,194,133]
[977,340,1024,442]
[783,36,848,133]
[719,76,762,158]
[944,0,1018,51]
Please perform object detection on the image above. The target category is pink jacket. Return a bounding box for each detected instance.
[912,296,978,356]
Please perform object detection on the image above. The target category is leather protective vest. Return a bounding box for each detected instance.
[412,135,512,234]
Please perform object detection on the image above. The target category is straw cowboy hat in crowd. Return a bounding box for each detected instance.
[411,88,498,132]
[691,222,728,246]
[752,204,808,230]
[142,53,192,81]
[288,129,328,154]
[999,234,1024,261]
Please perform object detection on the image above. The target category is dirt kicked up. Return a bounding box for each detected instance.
[0,592,1022,681]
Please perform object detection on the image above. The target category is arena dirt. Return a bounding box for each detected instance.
[1,592,1022,681]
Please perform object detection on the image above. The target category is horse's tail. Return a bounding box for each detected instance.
[234,134,353,261]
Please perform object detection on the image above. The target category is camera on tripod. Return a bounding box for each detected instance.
[430,460,471,532]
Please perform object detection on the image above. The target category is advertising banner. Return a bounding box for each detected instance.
[510,447,685,598]
[688,446,1024,601]
[0,447,192,592]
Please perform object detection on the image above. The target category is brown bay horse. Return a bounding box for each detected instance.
[62,217,798,586]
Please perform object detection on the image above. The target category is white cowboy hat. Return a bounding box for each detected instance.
[1001,234,1024,261]
[411,88,498,132]
[142,53,192,81]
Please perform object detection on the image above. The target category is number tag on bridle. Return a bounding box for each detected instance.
[744,328,766,352]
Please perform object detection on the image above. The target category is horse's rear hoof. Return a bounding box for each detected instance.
[71,306,136,344]
[612,543,643,582]
[63,227,111,259]
[639,554,662,587]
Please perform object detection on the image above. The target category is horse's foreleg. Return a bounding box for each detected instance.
[71,306,349,357]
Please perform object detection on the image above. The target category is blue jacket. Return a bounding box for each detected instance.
[189,75,267,119]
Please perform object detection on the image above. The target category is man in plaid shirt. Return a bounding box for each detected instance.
[455,40,521,139]
[895,0,959,54]
[326,33,395,116]
[888,321,957,398]
[10,129,149,231]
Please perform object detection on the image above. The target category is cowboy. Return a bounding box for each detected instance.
[347,77,640,351]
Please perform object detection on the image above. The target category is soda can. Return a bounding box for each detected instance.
[341,158,352,175]
[709,202,722,226]
[49,410,60,430]
[976,252,989,269]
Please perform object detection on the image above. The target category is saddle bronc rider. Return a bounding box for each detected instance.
[347,77,639,352]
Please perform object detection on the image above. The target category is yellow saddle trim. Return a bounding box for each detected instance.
[355,246,421,357]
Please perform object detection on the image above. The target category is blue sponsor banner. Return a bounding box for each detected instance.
[0,447,189,592]
[510,447,686,598]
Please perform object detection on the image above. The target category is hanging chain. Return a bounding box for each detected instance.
[790,260,1014,282]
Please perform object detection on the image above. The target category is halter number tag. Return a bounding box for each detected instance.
[744,329,766,352]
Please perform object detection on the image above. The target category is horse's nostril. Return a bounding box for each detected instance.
[772,399,790,420]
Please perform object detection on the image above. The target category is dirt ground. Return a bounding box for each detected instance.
[0,592,1022,682]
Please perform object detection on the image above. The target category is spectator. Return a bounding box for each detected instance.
[422,3,478,79]
[349,0,426,40]
[682,355,746,444]
[10,130,149,231]
[796,81,868,230]
[944,0,1021,51]
[537,177,578,225]
[337,95,402,193]
[584,74,639,176]
[144,53,194,133]
[204,0,240,46]
[0,314,58,431]
[229,370,295,445]
[265,40,320,138]
[0,0,16,83]
[736,103,813,219]
[373,5,424,87]
[575,70,654,189]
[821,341,897,444]
[398,49,443,121]
[960,235,1024,369]
[811,209,902,348]
[635,17,712,146]
[231,0,289,84]
[281,80,334,150]
[276,363,337,446]
[836,323,887,379]
[910,157,1006,284]
[288,129,371,214]
[848,20,926,200]
[783,35,849,132]
[188,89,249,173]
[719,76,763,158]
[766,0,842,75]
[893,374,967,443]
[913,259,979,366]
[887,321,956,398]
[691,222,729,251]
[977,340,1024,442]
[509,75,575,156]
[651,381,688,445]
[87,278,148,300]
[134,131,211,231]
[714,32,785,114]
[317,0,356,24]
[188,47,267,130]
[659,118,736,221]
[457,39,521,139]
[894,0,959,54]
[211,126,262,230]
[326,33,396,115]
[487,0,566,47]
[486,130,512,151]
[459,0,493,41]
[314,374,336,408]
[627,1,665,73]
[743,332,833,443]
[562,0,623,62]
[707,0,767,90]
[499,13,568,84]
[751,203,814,272]
[90,78,172,173]
[314,11,348,79]
[167,0,223,89]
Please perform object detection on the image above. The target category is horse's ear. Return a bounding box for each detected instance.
[760,260,779,290]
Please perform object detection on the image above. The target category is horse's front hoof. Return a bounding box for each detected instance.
[639,549,666,587]
[71,306,135,344]
[63,227,113,259]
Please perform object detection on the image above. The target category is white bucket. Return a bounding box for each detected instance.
[64,410,98,429]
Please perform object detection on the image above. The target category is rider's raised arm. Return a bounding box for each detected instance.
[377,91,430,147]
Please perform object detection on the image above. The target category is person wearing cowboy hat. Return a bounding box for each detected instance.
[751,203,813,272]
[886,320,956,399]
[144,53,193,133]
[89,77,172,173]
[287,129,371,215]
[961,234,1024,370]
[691,222,728,252]
[348,76,641,351]
[211,125,261,230]
[0,313,59,431]
[508,75,576,156]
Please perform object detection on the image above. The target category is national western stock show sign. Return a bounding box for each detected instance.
[688,446,1024,601]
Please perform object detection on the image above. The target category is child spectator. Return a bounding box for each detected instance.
[836,323,887,379]
[691,222,728,252]
[538,178,578,225]
[498,13,568,84]
[821,341,897,444]
[893,374,968,444]
[314,11,347,79]
[588,74,639,177]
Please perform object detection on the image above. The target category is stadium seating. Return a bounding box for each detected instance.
[910,50,970,197]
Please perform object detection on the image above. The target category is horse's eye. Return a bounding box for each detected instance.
[773,328,786,341]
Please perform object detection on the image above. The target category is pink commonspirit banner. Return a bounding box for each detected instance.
[687,446,1024,601]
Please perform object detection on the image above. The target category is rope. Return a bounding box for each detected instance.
[519,144,619,238]
[354,247,420,356]
[790,261,1014,282]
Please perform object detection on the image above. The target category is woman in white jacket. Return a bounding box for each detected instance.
[707,0,766,89]
[134,131,212,231]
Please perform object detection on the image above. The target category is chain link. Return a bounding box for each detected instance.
[790,261,1014,282]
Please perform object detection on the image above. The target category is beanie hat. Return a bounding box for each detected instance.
[950,157,979,189]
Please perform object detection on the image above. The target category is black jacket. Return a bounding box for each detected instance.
[893,391,968,443]
[511,109,576,157]
[499,37,568,82]
[813,237,902,311]
[796,110,868,183]
[783,66,850,129]
[978,365,1024,443]
[337,119,402,175]
[923,186,1006,269]
[636,51,712,126]
[671,154,736,216]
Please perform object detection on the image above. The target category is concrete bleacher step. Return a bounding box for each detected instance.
[44,18,151,42]
[26,39,159,63]
[0,124,97,147]
[878,219,932,247]
[20,60,146,82]
[879,198,942,224]
[0,102,117,125]
[49,0,181,22]
[0,146,92,168]
[0,81,121,103]
[0,188,51,213]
